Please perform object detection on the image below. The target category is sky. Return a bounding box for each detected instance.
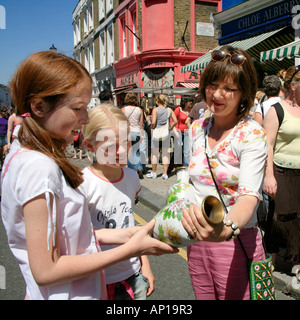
[0,0,77,85]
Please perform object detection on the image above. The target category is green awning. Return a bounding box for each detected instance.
[260,39,300,62]
[181,28,284,73]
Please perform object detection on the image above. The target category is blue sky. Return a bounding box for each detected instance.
[0,0,77,85]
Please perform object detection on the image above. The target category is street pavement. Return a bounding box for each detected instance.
[70,154,300,300]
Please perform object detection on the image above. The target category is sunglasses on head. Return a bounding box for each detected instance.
[290,65,300,82]
[211,50,246,66]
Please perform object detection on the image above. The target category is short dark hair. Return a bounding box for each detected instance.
[99,89,113,102]
[262,75,281,97]
[180,96,194,108]
[199,45,257,117]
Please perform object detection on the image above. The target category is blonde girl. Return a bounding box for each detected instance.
[81,104,155,300]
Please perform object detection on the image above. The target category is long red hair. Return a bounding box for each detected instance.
[10,51,92,188]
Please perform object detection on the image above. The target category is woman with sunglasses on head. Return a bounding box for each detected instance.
[263,65,300,267]
[1,51,177,300]
[181,46,268,300]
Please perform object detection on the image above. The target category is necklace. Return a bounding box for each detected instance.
[285,99,300,108]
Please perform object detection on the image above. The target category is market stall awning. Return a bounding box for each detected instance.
[124,87,197,95]
[177,82,199,88]
[260,39,300,62]
[181,28,284,73]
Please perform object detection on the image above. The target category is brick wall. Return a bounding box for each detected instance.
[174,0,218,52]
[194,1,218,52]
[174,0,191,50]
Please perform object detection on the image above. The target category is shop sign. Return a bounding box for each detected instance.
[144,60,168,68]
[188,71,199,80]
[221,0,297,41]
[117,73,138,87]
[196,22,214,37]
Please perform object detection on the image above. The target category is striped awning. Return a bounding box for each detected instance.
[181,28,284,73]
[260,39,300,62]
[178,82,199,88]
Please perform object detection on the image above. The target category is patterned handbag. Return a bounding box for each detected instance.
[248,255,276,300]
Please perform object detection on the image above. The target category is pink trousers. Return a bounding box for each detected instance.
[187,228,265,300]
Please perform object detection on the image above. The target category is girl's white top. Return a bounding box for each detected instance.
[1,140,101,300]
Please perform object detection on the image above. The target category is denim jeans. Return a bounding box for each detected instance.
[114,270,149,300]
[128,131,143,171]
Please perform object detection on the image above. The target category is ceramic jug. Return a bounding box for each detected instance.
[151,167,225,247]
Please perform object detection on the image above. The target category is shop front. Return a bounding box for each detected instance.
[114,48,201,106]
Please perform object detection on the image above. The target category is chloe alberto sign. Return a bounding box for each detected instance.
[221,0,300,42]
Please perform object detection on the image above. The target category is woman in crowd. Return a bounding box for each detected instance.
[182,46,268,300]
[122,92,144,179]
[6,105,23,150]
[1,51,177,300]
[146,94,177,180]
[174,96,193,167]
[0,107,8,168]
[253,75,282,125]
[263,65,300,266]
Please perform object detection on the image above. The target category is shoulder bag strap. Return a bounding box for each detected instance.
[204,133,250,261]
[273,102,284,128]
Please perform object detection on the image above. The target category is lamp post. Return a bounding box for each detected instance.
[49,44,57,52]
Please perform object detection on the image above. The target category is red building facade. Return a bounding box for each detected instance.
[113,0,222,102]
[73,0,222,106]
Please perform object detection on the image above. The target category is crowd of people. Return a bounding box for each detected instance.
[0,47,299,300]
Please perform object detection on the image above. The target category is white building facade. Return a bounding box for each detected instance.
[73,0,115,107]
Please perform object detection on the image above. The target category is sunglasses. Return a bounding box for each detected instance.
[211,50,246,66]
[290,65,300,82]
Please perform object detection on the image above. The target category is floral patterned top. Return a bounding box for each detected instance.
[188,115,268,228]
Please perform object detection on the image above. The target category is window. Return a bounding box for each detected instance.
[84,43,94,73]
[83,10,88,36]
[107,24,114,64]
[100,32,106,68]
[99,0,105,20]
[83,1,93,36]
[132,11,137,53]
[122,18,127,58]
[84,47,89,71]
[73,18,81,46]
[88,2,93,31]
[128,9,138,55]
[106,0,113,13]
[89,43,94,73]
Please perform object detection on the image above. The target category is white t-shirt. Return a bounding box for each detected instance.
[1,141,101,300]
[123,106,141,133]
[80,166,141,284]
[255,96,281,118]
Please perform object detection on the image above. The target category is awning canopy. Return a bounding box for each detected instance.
[178,82,199,88]
[260,39,300,62]
[181,28,284,73]
[124,87,197,96]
